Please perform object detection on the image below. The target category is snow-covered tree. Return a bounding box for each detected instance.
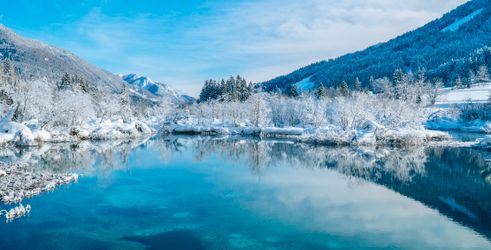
[248,94,269,127]
[429,81,443,105]
[50,88,96,128]
[354,77,362,91]
[372,77,393,98]
[393,68,404,86]
[477,65,490,83]
[454,76,463,89]
[288,84,299,98]
[199,75,251,103]
[316,84,328,99]
[339,81,350,97]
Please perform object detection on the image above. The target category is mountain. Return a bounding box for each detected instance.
[120,74,195,105]
[261,0,491,92]
[0,24,125,93]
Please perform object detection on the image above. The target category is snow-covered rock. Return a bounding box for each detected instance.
[89,120,153,140]
[0,122,35,146]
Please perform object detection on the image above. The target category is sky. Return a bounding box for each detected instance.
[0,0,468,96]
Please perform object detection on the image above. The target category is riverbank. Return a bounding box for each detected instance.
[164,124,451,146]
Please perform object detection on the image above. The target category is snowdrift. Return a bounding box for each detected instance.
[0,119,154,146]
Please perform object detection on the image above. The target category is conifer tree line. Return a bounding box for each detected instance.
[199,75,253,102]
[58,73,94,93]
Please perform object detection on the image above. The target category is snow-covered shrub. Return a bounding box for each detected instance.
[14,79,54,124]
[179,91,430,135]
[49,89,96,128]
[458,101,491,122]
[269,95,306,127]
[247,93,269,127]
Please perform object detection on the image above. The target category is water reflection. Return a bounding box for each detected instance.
[1,136,490,246]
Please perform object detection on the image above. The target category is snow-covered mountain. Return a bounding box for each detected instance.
[0,24,125,93]
[261,0,491,92]
[120,73,195,105]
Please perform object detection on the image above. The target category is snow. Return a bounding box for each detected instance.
[0,119,154,146]
[426,83,491,134]
[294,76,316,91]
[473,135,491,150]
[442,8,484,32]
[120,73,159,94]
[435,83,491,106]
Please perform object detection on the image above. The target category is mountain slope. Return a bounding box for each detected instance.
[120,74,195,105]
[261,0,491,92]
[0,25,125,92]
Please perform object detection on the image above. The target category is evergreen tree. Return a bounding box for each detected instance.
[417,67,426,83]
[58,73,72,90]
[393,68,404,87]
[354,77,362,91]
[199,80,212,102]
[454,76,463,89]
[477,65,490,83]
[2,59,18,87]
[288,84,299,98]
[368,76,376,92]
[199,75,252,102]
[339,81,350,97]
[469,69,477,86]
[316,84,328,98]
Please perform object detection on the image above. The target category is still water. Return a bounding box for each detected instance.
[0,137,490,250]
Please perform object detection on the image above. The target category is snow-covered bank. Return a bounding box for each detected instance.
[425,82,491,135]
[166,124,450,146]
[0,119,154,146]
[435,84,491,106]
[163,92,451,146]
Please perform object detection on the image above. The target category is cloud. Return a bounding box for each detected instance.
[22,0,467,96]
[206,163,490,249]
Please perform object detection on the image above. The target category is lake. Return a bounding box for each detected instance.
[0,137,490,250]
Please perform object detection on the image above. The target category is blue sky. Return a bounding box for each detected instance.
[0,0,467,95]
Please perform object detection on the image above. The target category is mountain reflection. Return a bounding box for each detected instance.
[1,136,491,240]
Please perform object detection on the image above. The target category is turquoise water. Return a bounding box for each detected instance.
[1,138,491,249]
